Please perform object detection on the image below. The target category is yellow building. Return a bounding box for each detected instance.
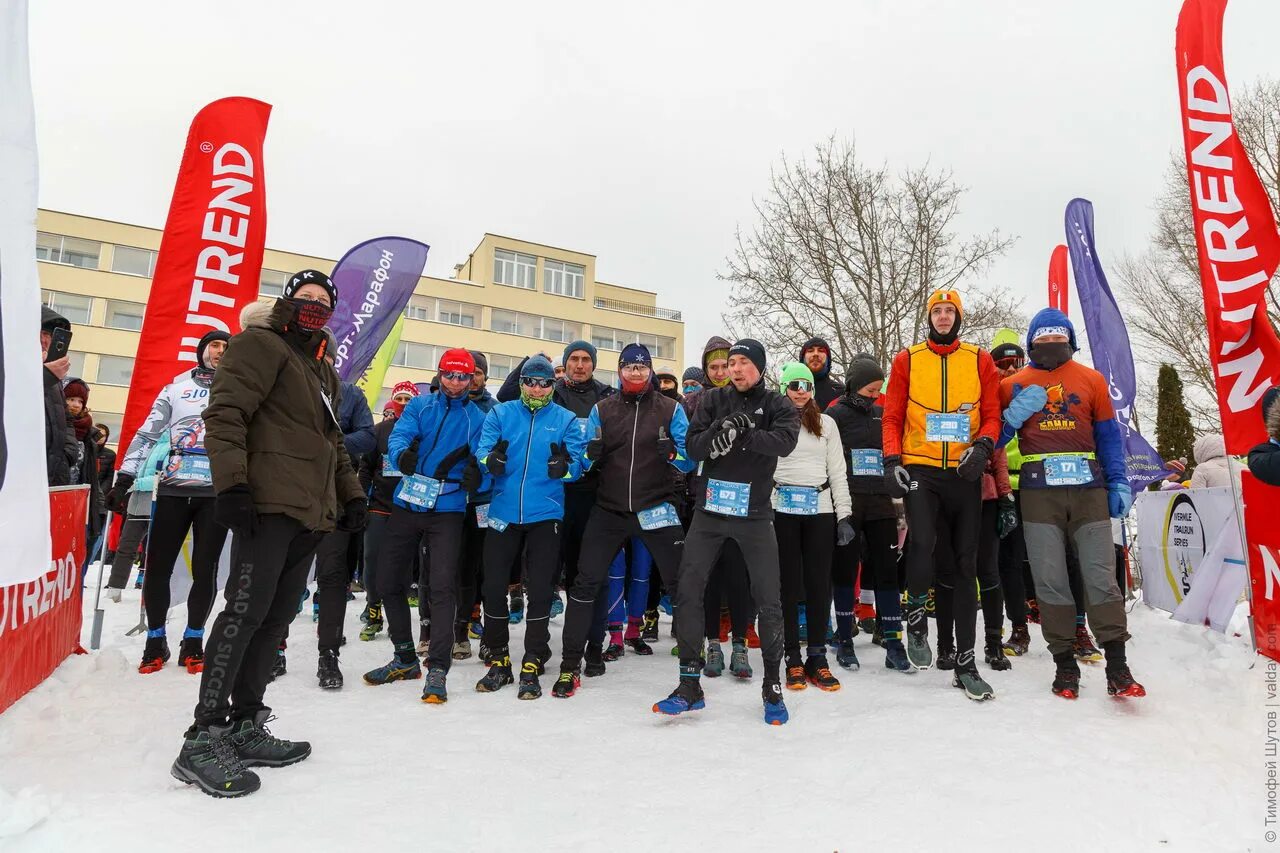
[35,210,685,445]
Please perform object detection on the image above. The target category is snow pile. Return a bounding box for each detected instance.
[0,588,1260,852]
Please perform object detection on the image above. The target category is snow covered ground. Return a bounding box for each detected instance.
[0,579,1262,853]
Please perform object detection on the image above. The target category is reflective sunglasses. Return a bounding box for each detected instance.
[786,379,814,393]
[994,356,1025,371]
[440,371,474,382]
[521,376,555,389]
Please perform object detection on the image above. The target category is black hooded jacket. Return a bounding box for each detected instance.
[800,336,846,410]
[825,390,897,521]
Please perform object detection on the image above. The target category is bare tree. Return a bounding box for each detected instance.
[720,138,1020,372]
[1116,78,1280,430]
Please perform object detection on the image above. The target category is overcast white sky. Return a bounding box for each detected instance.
[27,0,1280,366]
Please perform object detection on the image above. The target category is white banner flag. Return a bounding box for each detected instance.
[0,0,53,586]
[1134,486,1243,626]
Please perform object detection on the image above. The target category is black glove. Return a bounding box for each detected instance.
[460,456,483,495]
[883,455,911,498]
[337,498,368,532]
[836,516,857,547]
[956,436,994,482]
[397,439,420,477]
[105,473,134,514]
[547,442,571,480]
[486,439,509,476]
[586,428,604,462]
[997,494,1019,539]
[656,425,676,463]
[721,412,754,432]
[432,444,471,482]
[709,426,737,459]
[215,484,257,535]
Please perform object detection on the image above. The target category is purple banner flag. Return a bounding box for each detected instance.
[328,237,429,382]
[1064,198,1166,492]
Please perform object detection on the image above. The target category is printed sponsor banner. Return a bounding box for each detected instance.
[0,487,88,715]
[1065,198,1167,492]
[1243,472,1280,662]
[327,238,429,382]
[1177,0,1280,454]
[1134,486,1239,618]
[0,0,51,586]
[117,97,271,463]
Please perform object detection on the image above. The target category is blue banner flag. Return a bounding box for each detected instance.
[328,237,429,382]
[1064,198,1167,492]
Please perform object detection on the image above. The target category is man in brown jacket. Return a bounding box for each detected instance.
[171,270,365,799]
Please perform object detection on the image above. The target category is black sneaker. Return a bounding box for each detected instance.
[476,652,514,693]
[177,637,204,674]
[229,712,311,768]
[517,660,542,700]
[170,724,261,798]
[269,651,286,682]
[551,669,581,698]
[584,645,607,678]
[317,649,343,690]
[641,610,659,642]
[625,637,654,656]
[603,642,624,662]
[138,636,170,675]
[936,642,957,671]
[983,637,1011,671]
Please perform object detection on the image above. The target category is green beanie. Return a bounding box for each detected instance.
[778,362,815,393]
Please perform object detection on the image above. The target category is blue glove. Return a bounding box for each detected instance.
[1107,482,1133,518]
[1003,384,1048,430]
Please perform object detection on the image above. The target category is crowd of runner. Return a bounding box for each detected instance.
[62,269,1178,798]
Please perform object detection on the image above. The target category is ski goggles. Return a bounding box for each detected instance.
[439,371,474,382]
[520,376,555,389]
[994,356,1025,371]
[786,379,814,393]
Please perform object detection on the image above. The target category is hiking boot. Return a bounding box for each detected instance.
[170,724,261,798]
[229,712,311,768]
[1002,624,1030,657]
[1105,665,1147,698]
[1052,652,1081,700]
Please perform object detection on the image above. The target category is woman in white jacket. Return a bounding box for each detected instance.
[1191,433,1241,490]
[772,363,855,692]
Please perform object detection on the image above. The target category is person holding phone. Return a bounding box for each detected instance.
[41,306,76,486]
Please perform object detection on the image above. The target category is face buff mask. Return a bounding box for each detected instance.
[287,297,334,333]
[520,387,552,411]
[1030,342,1073,371]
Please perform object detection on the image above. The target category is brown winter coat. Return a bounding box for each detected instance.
[202,300,362,533]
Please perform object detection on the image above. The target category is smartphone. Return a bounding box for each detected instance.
[45,327,71,363]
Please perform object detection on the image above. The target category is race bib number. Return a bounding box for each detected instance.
[474,503,491,528]
[1043,455,1093,487]
[849,449,883,477]
[396,474,441,510]
[705,479,750,517]
[167,453,212,486]
[638,502,680,530]
[776,485,820,515]
[381,455,403,479]
[925,413,971,444]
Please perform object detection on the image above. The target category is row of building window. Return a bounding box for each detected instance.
[43,290,145,332]
[55,349,132,387]
[493,250,585,299]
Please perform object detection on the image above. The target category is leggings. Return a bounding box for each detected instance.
[143,495,228,633]
[608,538,654,630]
[775,511,835,665]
